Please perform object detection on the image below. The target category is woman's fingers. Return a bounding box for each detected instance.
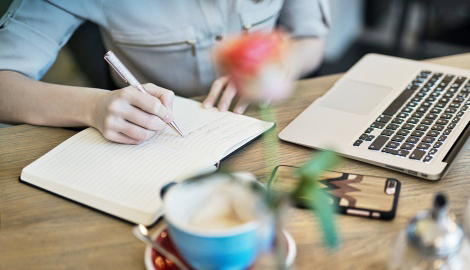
[218,82,237,112]
[119,103,167,131]
[116,117,157,142]
[103,130,142,145]
[203,76,229,108]
[234,96,250,114]
[143,83,175,113]
[123,85,173,123]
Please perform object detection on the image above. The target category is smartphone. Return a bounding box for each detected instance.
[270,165,401,220]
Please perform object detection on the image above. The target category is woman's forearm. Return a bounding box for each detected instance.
[0,70,105,127]
[0,70,177,144]
[288,37,325,78]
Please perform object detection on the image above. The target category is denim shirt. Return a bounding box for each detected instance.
[0,0,330,97]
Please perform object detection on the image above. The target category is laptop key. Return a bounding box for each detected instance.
[406,136,420,143]
[420,119,433,125]
[371,122,385,129]
[436,119,448,125]
[409,149,426,160]
[445,108,457,114]
[359,134,368,140]
[382,148,398,155]
[401,143,415,150]
[421,102,432,107]
[430,108,442,114]
[426,130,440,137]
[429,148,438,155]
[438,135,447,142]
[439,98,451,104]
[383,90,414,116]
[368,136,389,150]
[443,129,451,135]
[397,129,410,136]
[441,113,453,119]
[402,123,415,130]
[376,115,392,123]
[422,136,435,143]
[431,125,444,131]
[411,130,425,137]
[391,135,405,142]
[397,113,409,118]
[454,97,465,103]
[392,118,405,124]
[381,129,394,136]
[397,149,410,157]
[412,112,424,118]
[447,123,456,129]
[353,140,363,146]
[416,125,429,131]
[366,135,375,141]
[401,107,414,114]
[386,141,400,149]
[417,143,431,150]
[386,123,400,130]
[365,127,374,133]
[423,155,433,163]
[416,107,428,113]
[434,142,443,148]
[425,113,438,120]
[407,118,420,124]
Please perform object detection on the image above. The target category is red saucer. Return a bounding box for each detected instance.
[144,226,296,270]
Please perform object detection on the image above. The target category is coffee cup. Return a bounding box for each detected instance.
[161,172,274,269]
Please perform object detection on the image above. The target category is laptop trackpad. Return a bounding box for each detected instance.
[319,80,392,116]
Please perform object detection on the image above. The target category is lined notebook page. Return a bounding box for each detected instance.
[152,97,274,160]
[22,128,213,215]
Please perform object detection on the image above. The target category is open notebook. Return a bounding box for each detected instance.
[20,97,274,225]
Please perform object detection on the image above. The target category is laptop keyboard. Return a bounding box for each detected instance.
[353,70,469,163]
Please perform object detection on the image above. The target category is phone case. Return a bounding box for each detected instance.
[270,165,401,220]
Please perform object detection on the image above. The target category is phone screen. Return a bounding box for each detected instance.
[270,165,400,220]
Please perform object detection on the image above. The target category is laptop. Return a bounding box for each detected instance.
[279,54,470,180]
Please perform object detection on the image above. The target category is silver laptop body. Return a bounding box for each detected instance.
[279,54,470,180]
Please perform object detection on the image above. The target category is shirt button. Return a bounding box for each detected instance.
[215,35,223,41]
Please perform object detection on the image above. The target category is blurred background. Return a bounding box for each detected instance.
[1,0,470,89]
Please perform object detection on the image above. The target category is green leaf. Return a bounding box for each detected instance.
[295,150,340,249]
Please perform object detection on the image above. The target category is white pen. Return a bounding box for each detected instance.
[104,51,184,137]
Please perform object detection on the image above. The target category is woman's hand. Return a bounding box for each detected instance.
[92,83,175,144]
[202,76,251,114]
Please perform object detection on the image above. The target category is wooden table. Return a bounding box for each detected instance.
[2,53,470,270]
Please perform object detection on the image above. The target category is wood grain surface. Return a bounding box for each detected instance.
[1,53,470,270]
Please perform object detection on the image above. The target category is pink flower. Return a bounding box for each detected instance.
[217,31,293,101]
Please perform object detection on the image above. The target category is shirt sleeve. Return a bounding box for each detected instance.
[0,0,84,80]
[277,0,331,38]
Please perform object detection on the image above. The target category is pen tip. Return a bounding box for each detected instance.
[168,121,185,138]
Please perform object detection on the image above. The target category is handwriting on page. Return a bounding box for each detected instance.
[151,97,264,159]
